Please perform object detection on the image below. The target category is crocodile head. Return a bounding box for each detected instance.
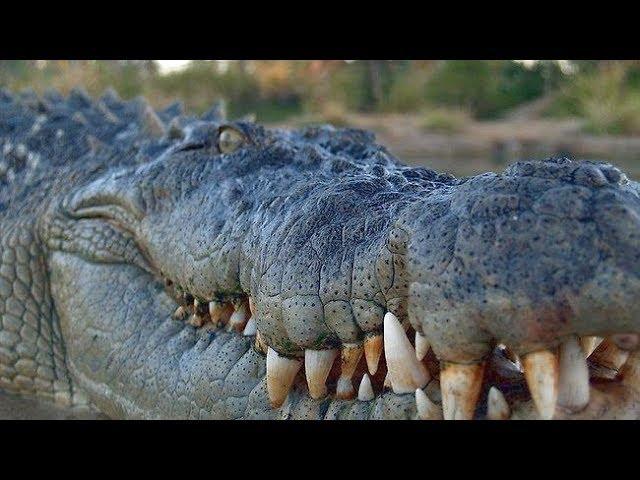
[40,113,640,420]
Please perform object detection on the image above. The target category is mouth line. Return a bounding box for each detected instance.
[161,274,640,419]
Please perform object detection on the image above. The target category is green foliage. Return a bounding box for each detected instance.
[149,61,258,115]
[423,60,560,119]
[546,62,640,135]
[419,107,471,133]
[383,64,432,112]
[2,60,637,134]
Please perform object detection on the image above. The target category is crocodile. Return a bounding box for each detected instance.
[1,87,640,420]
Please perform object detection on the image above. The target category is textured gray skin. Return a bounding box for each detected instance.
[1,88,639,419]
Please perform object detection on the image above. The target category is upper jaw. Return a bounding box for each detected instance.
[50,153,640,420]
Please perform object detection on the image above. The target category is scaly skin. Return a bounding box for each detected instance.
[1,88,640,419]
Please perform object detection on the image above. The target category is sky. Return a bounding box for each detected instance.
[156,60,192,74]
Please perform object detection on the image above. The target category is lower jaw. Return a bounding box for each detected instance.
[74,324,640,420]
[253,351,640,420]
[50,254,640,420]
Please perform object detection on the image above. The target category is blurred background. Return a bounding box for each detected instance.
[2,60,640,178]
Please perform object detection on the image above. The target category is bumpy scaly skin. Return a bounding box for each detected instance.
[1,87,640,419]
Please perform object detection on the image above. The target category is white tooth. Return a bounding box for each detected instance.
[415,387,442,420]
[266,347,302,408]
[580,336,603,357]
[486,386,510,420]
[440,361,485,420]
[172,306,186,320]
[304,349,338,399]
[228,304,248,332]
[383,312,430,393]
[248,296,256,317]
[415,332,430,361]
[364,333,383,375]
[188,314,204,328]
[590,338,629,372]
[242,317,257,336]
[522,349,558,420]
[357,374,375,401]
[558,336,590,412]
[335,343,363,400]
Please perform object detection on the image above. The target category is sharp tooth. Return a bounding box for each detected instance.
[486,386,510,420]
[589,338,629,372]
[383,312,430,393]
[522,349,558,420]
[415,387,442,420]
[335,343,363,400]
[304,349,338,399]
[357,374,375,401]
[383,372,391,389]
[209,301,233,326]
[188,314,204,328]
[557,336,590,412]
[581,336,603,357]
[172,306,186,320]
[242,317,257,336]
[440,361,485,420]
[364,333,383,375]
[255,331,268,354]
[266,347,302,408]
[415,332,430,361]
[228,302,248,332]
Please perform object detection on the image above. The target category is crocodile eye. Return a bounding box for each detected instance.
[218,127,246,154]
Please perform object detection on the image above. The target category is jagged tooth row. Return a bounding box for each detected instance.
[262,311,436,410]
[258,303,640,419]
[168,286,256,336]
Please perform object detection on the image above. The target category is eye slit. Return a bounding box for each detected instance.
[218,126,246,154]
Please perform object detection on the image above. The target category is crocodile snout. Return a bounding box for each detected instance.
[405,158,640,418]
